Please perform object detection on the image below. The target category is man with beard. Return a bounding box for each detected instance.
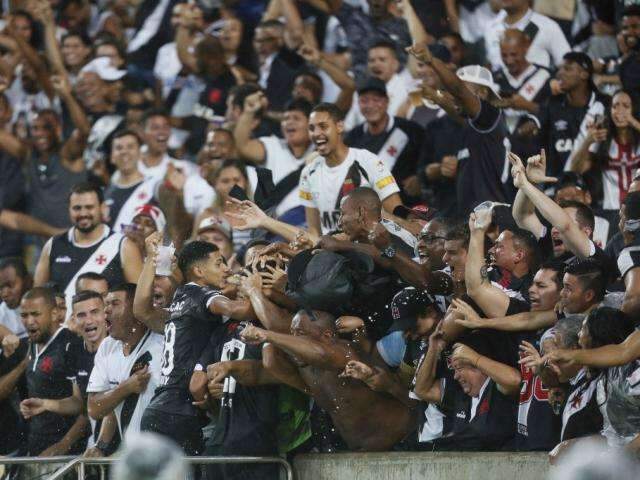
[87,284,163,445]
[0,107,87,230]
[239,309,416,451]
[138,240,254,454]
[104,130,157,232]
[299,103,402,236]
[19,288,87,460]
[34,182,143,312]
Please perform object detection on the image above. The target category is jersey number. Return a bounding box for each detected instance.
[161,322,176,378]
[520,365,549,404]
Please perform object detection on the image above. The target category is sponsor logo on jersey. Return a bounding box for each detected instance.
[55,256,72,263]
[456,411,466,419]
[554,120,568,131]
[169,301,185,313]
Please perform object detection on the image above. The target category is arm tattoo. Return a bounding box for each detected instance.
[480,265,489,284]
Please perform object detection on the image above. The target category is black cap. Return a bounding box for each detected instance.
[357,76,387,96]
[430,43,452,63]
[389,287,438,333]
[556,172,588,191]
[563,51,594,77]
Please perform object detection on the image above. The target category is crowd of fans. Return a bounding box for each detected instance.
[1,0,640,478]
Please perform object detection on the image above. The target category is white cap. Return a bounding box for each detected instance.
[456,65,501,99]
[80,57,126,81]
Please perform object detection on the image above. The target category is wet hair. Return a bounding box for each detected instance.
[0,257,29,279]
[445,221,470,246]
[585,307,635,349]
[109,283,137,302]
[538,259,566,291]
[565,258,606,303]
[624,191,640,220]
[285,98,313,117]
[22,287,57,308]
[554,314,584,349]
[177,241,219,278]
[558,200,595,233]
[68,181,104,203]
[511,227,541,272]
[311,102,345,122]
[72,289,104,306]
[76,272,109,292]
[112,129,142,146]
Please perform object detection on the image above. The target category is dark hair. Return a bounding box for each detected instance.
[62,30,91,47]
[112,129,142,146]
[311,102,345,122]
[594,90,640,166]
[177,241,219,278]
[554,314,584,349]
[68,181,104,203]
[94,34,126,59]
[440,31,464,45]
[285,98,313,117]
[565,258,606,302]
[141,108,170,127]
[538,260,566,290]
[0,257,29,279]
[230,83,263,111]
[624,191,640,220]
[558,200,595,233]
[257,19,284,30]
[585,307,635,349]
[72,289,104,306]
[445,221,470,245]
[623,5,640,19]
[511,227,541,272]
[109,283,137,302]
[22,287,57,307]
[368,39,398,59]
[76,272,108,290]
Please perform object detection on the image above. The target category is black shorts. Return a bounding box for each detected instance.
[140,408,204,455]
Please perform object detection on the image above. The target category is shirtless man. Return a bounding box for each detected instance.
[236,309,415,451]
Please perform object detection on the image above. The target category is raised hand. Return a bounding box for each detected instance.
[452,298,484,329]
[518,341,544,373]
[243,91,267,115]
[508,151,529,189]
[451,342,480,368]
[51,74,72,97]
[260,264,287,292]
[368,222,392,250]
[469,209,492,232]
[525,149,557,184]
[225,198,268,230]
[339,360,373,381]
[240,324,268,344]
[406,43,433,64]
[297,43,321,65]
[144,231,162,261]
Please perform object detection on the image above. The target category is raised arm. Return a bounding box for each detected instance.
[399,0,433,45]
[133,233,168,334]
[453,298,557,332]
[210,296,255,321]
[412,329,446,403]
[0,210,63,238]
[407,43,480,118]
[241,274,293,333]
[121,237,144,284]
[241,324,351,371]
[52,74,91,160]
[278,0,305,50]
[547,329,640,369]
[622,267,640,317]
[510,152,591,258]
[465,210,511,317]
[451,343,521,396]
[233,92,267,164]
[33,238,52,286]
[34,0,67,76]
[174,6,202,75]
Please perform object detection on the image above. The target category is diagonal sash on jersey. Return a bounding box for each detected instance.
[112,180,157,232]
[376,127,409,173]
[63,232,124,317]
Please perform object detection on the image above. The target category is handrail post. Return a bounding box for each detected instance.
[48,457,82,480]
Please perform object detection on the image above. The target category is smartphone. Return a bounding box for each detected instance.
[229,184,249,201]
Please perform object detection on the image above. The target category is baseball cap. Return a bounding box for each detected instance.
[389,287,439,333]
[197,216,232,240]
[133,204,166,233]
[456,65,501,99]
[430,43,452,63]
[357,76,387,97]
[393,204,435,222]
[80,57,127,81]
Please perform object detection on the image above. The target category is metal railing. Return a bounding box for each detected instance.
[0,455,294,480]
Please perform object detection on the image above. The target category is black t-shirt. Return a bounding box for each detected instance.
[0,153,26,257]
[344,116,424,205]
[0,338,28,454]
[26,328,84,455]
[539,91,609,176]
[456,100,514,215]
[147,283,223,417]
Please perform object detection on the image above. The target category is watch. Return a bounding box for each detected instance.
[381,245,396,259]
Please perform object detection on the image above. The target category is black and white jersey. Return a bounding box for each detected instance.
[83,114,124,168]
[344,116,425,205]
[147,283,225,417]
[49,226,126,306]
[25,327,85,455]
[617,240,640,280]
[104,179,157,232]
[493,64,552,133]
[561,369,603,442]
[539,91,608,177]
[88,331,164,438]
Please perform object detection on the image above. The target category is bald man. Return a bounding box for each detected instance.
[492,29,553,134]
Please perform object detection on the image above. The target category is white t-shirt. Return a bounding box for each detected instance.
[87,331,164,439]
[261,136,313,217]
[0,303,26,338]
[298,147,400,234]
[484,9,570,71]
